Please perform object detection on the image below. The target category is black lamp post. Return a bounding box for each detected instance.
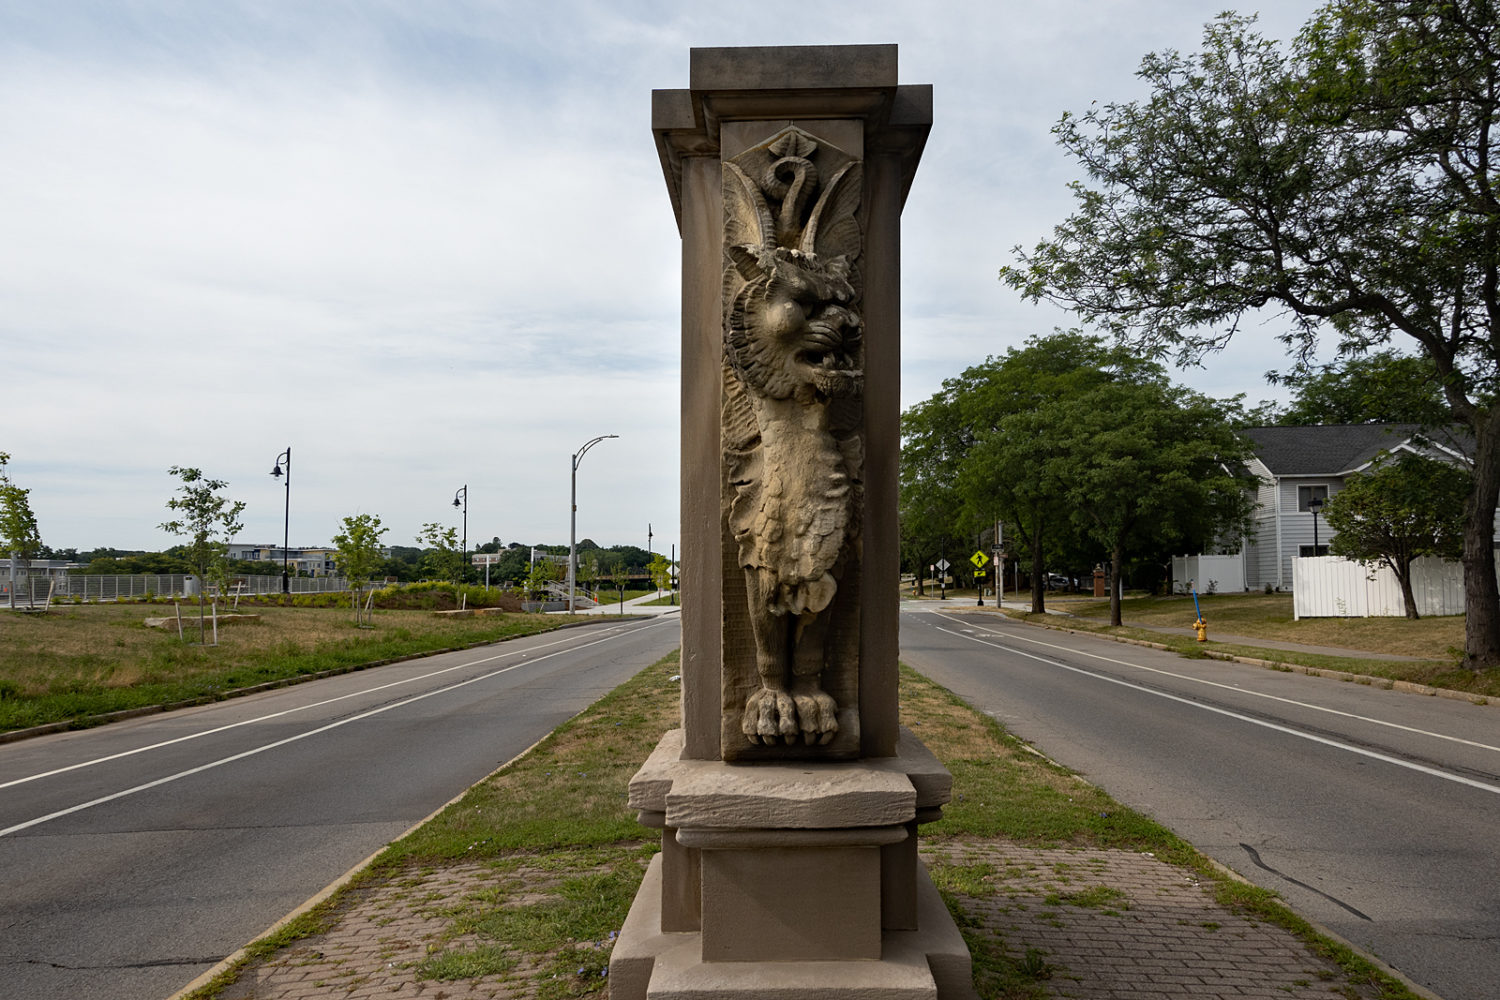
[453,485,468,585]
[270,446,291,594]
[1309,494,1325,555]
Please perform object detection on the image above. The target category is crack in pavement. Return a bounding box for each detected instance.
[5,955,221,971]
[1240,843,1373,921]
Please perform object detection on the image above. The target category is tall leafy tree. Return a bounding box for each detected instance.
[902,331,1164,611]
[1324,452,1469,619]
[160,466,246,643]
[1045,381,1255,625]
[0,452,42,560]
[1275,351,1451,426]
[1002,1,1500,667]
[332,513,388,624]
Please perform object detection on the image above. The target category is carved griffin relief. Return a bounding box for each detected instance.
[721,126,864,754]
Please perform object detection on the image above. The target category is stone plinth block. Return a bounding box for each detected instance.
[667,764,915,831]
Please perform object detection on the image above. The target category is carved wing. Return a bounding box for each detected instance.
[799,161,863,263]
[723,161,773,256]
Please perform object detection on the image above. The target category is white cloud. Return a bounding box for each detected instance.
[2,0,1323,552]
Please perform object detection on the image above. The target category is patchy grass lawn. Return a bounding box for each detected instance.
[0,603,571,733]
[987,591,1500,701]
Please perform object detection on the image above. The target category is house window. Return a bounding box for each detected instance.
[1298,485,1329,512]
[1299,544,1330,557]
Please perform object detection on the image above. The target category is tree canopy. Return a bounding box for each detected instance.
[1274,351,1452,426]
[900,331,1252,621]
[1002,0,1500,667]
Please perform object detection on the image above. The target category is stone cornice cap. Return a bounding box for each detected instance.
[652,44,932,231]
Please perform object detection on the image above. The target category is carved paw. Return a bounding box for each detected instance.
[741,686,839,746]
[792,685,839,745]
[742,687,798,744]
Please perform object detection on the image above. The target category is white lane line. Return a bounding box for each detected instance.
[934,613,1500,757]
[0,621,671,837]
[931,623,1500,797]
[0,621,651,792]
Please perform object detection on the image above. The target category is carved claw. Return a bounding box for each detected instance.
[742,688,798,744]
[793,687,839,745]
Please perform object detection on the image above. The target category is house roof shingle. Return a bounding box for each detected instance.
[1240,424,1468,476]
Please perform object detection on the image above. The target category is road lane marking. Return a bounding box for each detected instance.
[0,620,674,836]
[932,614,1500,757]
[0,620,656,792]
[929,622,1500,797]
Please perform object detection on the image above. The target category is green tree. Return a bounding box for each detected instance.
[1324,452,1469,619]
[415,523,463,583]
[332,513,388,624]
[648,553,673,594]
[1001,1,1500,667]
[525,557,560,601]
[1045,381,1255,625]
[0,452,42,559]
[160,466,246,643]
[0,452,43,608]
[902,331,1164,611]
[1275,351,1451,426]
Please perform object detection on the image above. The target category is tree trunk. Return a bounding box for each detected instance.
[1393,560,1420,621]
[1030,520,1046,614]
[1462,410,1500,669]
[1110,541,1124,627]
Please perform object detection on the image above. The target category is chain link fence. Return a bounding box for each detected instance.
[46,574,351,602]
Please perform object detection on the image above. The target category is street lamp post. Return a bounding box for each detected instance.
[270,447,291,594]
[453,485,468,585]
[1309,494,1325,555]
[570,434,617,612]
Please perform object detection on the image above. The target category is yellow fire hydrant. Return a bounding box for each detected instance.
[1192,617,1208,643]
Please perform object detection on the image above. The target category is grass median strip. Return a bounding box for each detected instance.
[190,652,1420,1000]
[0,604,572,734]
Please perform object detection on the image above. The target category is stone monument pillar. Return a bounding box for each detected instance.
[610,45,975,1000]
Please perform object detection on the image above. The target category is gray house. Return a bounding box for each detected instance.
[1238,424,1471,591]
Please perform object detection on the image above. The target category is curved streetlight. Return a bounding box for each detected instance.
[270,446,291,594]
[453,485,468,585]
[570,435,617,612]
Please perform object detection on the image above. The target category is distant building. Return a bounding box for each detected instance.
[227,543,347,577]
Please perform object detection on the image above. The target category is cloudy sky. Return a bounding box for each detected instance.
[3,0,1325,556]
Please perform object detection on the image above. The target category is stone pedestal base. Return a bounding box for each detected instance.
[609,730,975,1000]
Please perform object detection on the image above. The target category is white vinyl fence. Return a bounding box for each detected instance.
[1171,554,1246,596]
[1292,555,1467,618]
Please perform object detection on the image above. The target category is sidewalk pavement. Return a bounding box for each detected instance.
[562,592,681,617]
[205,837,1417,1000]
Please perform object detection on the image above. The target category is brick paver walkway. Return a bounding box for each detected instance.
[215,839,1378,1000]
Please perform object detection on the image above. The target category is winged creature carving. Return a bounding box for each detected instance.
[722,128,864,748]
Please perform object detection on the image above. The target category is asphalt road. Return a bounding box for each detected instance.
[900,602,1500,1000]
[0,615,681,1000]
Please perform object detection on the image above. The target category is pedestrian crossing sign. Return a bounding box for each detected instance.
[970,550,989,569]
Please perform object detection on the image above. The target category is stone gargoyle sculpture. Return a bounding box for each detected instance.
[721,127,864,750]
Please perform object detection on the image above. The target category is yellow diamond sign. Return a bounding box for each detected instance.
[970,550,989,569]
